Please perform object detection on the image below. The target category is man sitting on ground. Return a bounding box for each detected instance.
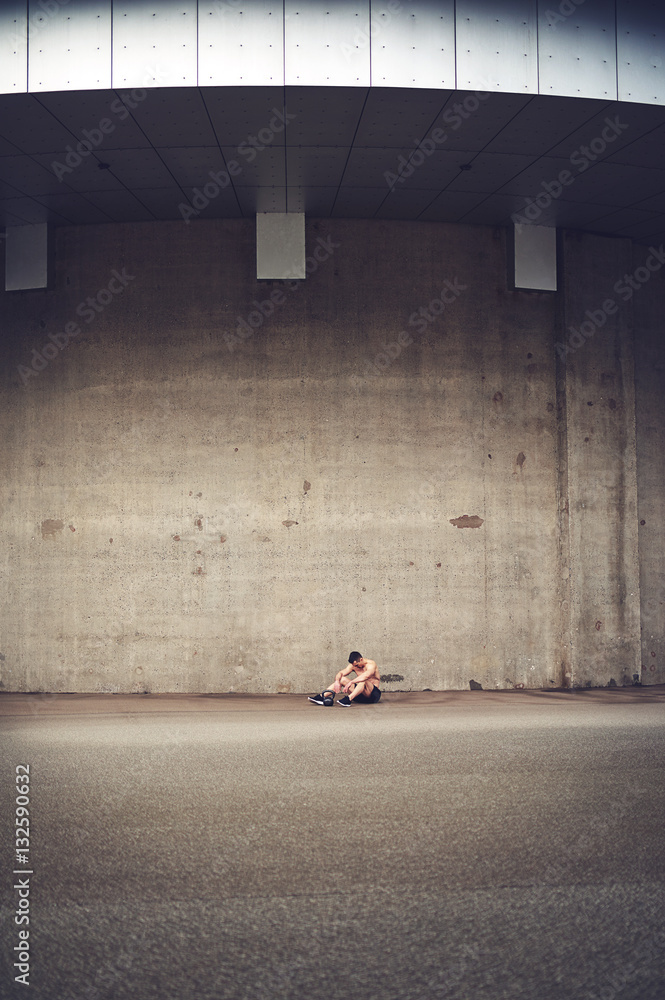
[308,652,382,706]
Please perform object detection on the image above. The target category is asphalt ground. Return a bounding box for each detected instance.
[1,687,664,1000]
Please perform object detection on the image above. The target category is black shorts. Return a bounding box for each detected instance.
[354,686,381,704]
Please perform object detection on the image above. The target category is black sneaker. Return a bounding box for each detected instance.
[308,692,334,706]
[337,695,352,706]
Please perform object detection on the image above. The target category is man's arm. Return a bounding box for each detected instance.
[347,660,378,684]
[335,665,355,684]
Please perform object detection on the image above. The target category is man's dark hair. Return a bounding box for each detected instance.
[348,651,362,664]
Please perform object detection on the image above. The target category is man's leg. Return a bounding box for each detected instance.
[308,686,337,705]
[346,681,366,701]
[308,674,346,704]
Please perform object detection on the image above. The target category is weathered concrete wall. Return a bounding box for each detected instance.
[0,220,661,692]
[633,244,665,687]
[558,232,641,688]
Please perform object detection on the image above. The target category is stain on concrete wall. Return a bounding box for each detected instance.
[449,515,484,529]
[41,519,64,539]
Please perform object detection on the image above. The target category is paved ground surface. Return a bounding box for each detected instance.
[1,687,664,1000]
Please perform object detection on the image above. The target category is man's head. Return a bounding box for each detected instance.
[348,651,362,664]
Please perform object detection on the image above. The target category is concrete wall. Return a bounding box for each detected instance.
[634,243,665,688]
[558,232,642,688]
[0,219,662,693]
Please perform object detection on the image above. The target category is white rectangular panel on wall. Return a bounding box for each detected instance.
[513,224,557,291]
[0,2,27,95]
[371,0,455,89]
[617,0,665,105]
[538,0,617,100]
[28,0,111,93]
[285,1,370,87]
[256,212,305,279]
[457,0,538,94]
[113,1,197,89]
[199,1,284,86]
[5,223,48,291]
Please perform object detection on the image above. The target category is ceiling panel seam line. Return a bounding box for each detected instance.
[25,195,76,227]
[413,189,451,223]
[103,188,159,224]
[0,129,20,155]
[620,222,665,241]
[107,89,191,213]
[468,95,537,158]
[408,91,461,170]
[407,95,543,221]
[39,85,166,223]
[531,100,616,162]
[36,188,117,227]
[445,99,633,224]
[604,119,665,164]
[29,94,118,201]
[593,192,664,222]
[389,92,539,212]
[0,96,105,206]
[329,88,372,218]
[3,199,70,227]
[198,87,242,217]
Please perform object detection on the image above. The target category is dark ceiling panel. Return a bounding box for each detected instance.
[484,96,611,155]
[32,193,113,226]
[418,190,491,223]
[218,146,286,188]
[201,87,289,148]
[354,88,450,147]
[0,154,68,196]
[96,148,180,189]
[128,88,219,147]
[83,189,158,224]
[284,87,368,146]
[375,188,444,220]
[34,90,151,151]
[286,147,349,188]
[0,94,76,154]
[286,186,337,215]
[31,152,126,193]
[1,87,664,245]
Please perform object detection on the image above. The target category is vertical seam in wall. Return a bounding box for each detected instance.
[481,347,489,668]
[623,239,643,681]
[368,0,372,88]
[536,0,541,95]
[555,229,573,688]
[614,0,619,101]
[110,0,114,89]
[25,0,30,93]
[283,0,287,212]
[196,0,199,88]
[453,0,457,91]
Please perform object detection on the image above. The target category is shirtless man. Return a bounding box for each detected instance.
[308,651,382,707]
